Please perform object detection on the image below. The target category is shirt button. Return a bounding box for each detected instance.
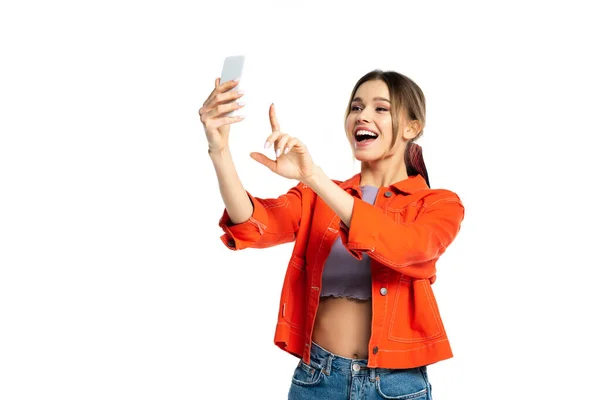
[352,363,360,372]
[373,346,379,354]
[384,191,393,198]
[380,287,388,296]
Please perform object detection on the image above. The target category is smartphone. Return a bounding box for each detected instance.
[220,55,245,116]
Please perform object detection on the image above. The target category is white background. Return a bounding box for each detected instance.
[1,1,599,399]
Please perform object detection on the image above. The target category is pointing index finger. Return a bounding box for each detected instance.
[269,103,280,132]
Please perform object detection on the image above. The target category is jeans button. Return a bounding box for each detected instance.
[352,363,360,372]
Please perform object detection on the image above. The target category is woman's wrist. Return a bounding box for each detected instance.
[302,165,326,189]
[208,145,231,160]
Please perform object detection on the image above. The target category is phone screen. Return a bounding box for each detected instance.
[220,55,245,84]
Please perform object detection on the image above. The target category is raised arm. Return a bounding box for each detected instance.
[199,78,252,224]
[200,80,305,250]
[305,168,464,279]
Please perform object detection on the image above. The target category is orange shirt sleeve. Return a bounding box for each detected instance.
[218,183,304,250]
[338,192,465,278]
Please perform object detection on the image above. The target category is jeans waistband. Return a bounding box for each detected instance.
[308,341,422,378]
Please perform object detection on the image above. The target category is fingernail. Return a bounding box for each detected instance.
[284,147,290,154]
[237,101,246,107]
[264,141,270,149]
[276,149,281,157]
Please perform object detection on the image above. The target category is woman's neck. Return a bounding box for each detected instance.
[359,157,408,187]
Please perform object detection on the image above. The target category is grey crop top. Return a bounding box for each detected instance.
[320,185,378,300]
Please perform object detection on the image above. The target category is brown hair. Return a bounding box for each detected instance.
[344,70,430,187]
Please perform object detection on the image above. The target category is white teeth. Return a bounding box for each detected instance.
[355,130,378,137]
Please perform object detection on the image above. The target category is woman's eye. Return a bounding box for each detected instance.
[351,105,362,111]
[376,107,389,112]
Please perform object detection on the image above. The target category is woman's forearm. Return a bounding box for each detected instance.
[209,148,254,224]
[304,167,355,227]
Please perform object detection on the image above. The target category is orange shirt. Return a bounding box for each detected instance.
[218,173,465,369]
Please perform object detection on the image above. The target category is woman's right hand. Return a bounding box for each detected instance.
[198,78,245,153]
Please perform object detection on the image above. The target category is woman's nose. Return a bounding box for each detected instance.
[356,108,372,123]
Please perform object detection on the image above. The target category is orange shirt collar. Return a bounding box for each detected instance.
[339,173,429,195]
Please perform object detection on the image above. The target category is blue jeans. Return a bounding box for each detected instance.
[288,342,433,400]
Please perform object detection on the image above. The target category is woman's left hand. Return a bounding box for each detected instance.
[250,104,317,183]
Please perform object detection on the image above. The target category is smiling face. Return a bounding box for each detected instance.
[345,79,415,162]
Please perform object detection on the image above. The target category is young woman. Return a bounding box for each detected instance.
[199,69,465,400]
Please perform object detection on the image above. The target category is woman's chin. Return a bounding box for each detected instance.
[353,148,383,162]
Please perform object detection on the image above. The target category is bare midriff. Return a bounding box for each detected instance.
[311,296,372,359]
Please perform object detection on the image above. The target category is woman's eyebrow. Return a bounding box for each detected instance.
[352,96,391,103]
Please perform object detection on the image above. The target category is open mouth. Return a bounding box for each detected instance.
[354,129,379,144]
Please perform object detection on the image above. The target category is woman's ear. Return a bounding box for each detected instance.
[403,120,422,140]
